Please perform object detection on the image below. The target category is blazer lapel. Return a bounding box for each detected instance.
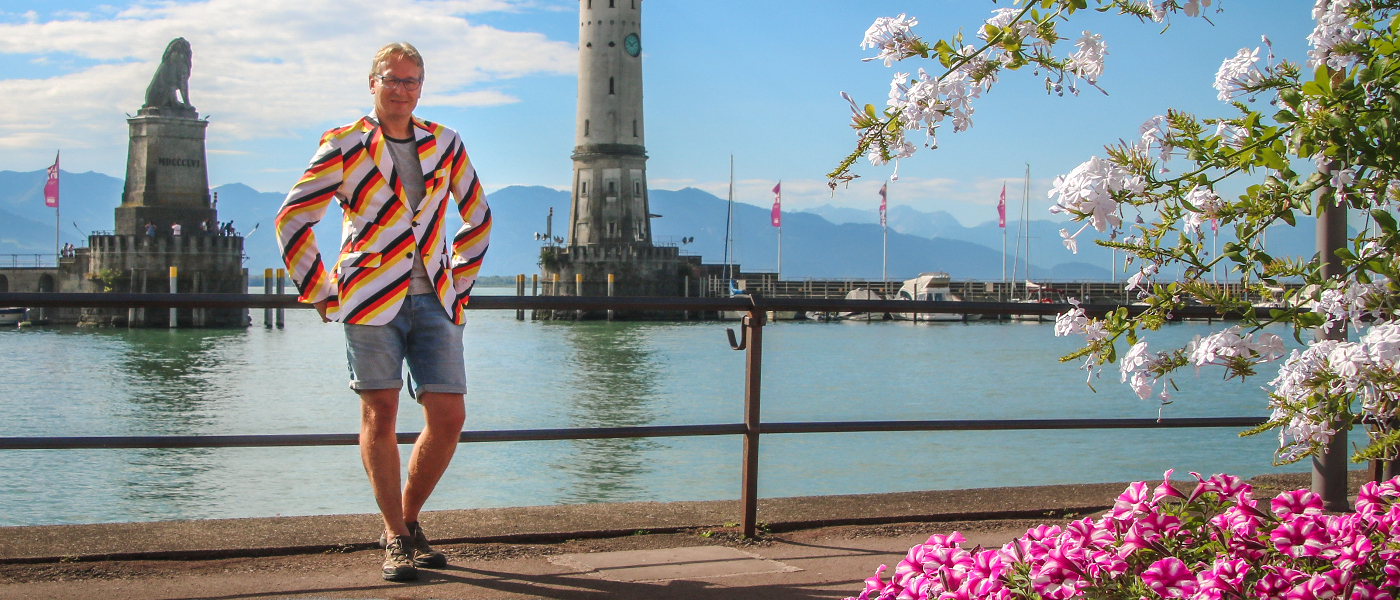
[364,114,409,214]
[411,118,442,219]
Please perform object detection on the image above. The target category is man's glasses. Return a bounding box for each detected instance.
[374,74,423,91]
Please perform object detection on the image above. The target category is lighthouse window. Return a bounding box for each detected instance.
[608,180,617,194]
[584,119,589,136]
[632,119,637,137]
[587,0,591,8]
[609,77,614,94]
[580,180,588,197]
[609,0,614,7]
[634,180,641,195]
[607,222,617,237]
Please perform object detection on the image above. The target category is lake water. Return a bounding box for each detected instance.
[0,288,1311,527]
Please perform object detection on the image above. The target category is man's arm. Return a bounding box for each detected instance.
[446,136,490,299]
[275,137,344,315]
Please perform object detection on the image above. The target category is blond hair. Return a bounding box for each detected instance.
[369,42,424,78]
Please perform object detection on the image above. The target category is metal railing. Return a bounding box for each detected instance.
[0,254,58,268]
[0,292,1270,538]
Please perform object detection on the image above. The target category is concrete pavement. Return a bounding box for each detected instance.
[0,471,1356,600]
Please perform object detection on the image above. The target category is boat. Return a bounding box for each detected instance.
[1010,281,1065,322]
[838,288,885,321]
[891,272,981,322]
[0,307,24,326]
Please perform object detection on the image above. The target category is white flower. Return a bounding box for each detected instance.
[1330,167,1355,190]
[1214,47,1264,102]
[1120,341,1162,400]
[1060,223,1090,255]
[861,13,920,67]
[1307,0,1369,69]
[1186,326,1286,375]
[1048,156,1136,232]
[1314,277,1390,332]
[1183,0,1212,18]
[1126,264,1158,298]
[1068,31,1107,85]
[1055,300,1088,337]
[1215,122,1247,148]
[1138,115,1173,165]
[1362,321,1400,365]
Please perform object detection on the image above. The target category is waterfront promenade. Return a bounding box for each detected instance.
[0,471,1361,599]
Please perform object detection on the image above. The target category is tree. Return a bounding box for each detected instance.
[837,0,1400,467]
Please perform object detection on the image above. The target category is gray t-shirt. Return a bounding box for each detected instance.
[386,136,435,296]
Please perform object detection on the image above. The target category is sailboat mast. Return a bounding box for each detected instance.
[1023,164,1031,287]
[724,155,734,281]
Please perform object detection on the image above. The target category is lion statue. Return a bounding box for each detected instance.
[143,38,193,110]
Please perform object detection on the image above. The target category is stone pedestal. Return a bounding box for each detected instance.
[537,244,697,319]
[114,108,214,236]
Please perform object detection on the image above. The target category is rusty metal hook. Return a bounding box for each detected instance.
[726,315,749,350]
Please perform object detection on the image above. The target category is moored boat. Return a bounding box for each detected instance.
[891,272,981,322]
[0,307,25,326]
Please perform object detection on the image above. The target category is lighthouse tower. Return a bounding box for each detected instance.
[570,0,650,246]
[535,0,691,312]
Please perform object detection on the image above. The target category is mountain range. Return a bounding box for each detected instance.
[0,169,1324,282]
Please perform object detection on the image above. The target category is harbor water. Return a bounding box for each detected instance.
[0,288,1309,527]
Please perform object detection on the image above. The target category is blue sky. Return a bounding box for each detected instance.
[0,0,1317,226]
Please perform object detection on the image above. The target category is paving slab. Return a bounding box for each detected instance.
[550,546,800,582]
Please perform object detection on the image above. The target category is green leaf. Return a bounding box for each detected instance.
[1274,110,1297,123]
[864,104,877,119]
[1280,209,1296,226]
[1372,209,1398,234]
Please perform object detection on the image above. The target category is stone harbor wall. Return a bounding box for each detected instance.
[81,233,247,328]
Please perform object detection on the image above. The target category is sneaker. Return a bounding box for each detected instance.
[381,535,419,582]
[406,521,448,568]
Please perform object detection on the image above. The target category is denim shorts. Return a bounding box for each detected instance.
[344,294,467,398]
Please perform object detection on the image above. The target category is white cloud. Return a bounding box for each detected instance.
[0,0,575,151]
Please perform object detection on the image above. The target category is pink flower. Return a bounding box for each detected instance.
[1141,557,1198,599]
[1350,581,1395,600]
[857,564,899,600]
[1253,565,1306,600]
[1084,548,1128,578]
[1064,517,1115,549]
[1271,489,1324,520]
[1357,478,1400,518]
[1193,472,1252,502]
[1293,569,1345,600]
[1271,517,1329,559]
[923,532,966,548]
[1208,504,1261,539]
[1113,481,1153,521]
[1154,469,1190,503]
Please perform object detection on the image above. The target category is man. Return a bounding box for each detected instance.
[171,222,181,236]
[274,42,490,582]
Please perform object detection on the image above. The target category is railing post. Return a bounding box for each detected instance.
[168,266,178,328]
[275,269,285,329]
[516,274,525,321]
[741,308,765,538]
[576,273,584,321]
[1314,157,1349,511]
[263,268,273,329]
[607,273,614,321]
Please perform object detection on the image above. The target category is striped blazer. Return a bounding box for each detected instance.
[275,114,490,325]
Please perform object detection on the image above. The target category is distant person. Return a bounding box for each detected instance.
[145,221,155,237]
[171,222,181,236]
[200,220,209,234]
[274,41,491,583]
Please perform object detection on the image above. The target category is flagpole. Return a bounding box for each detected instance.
[882,183,888,284]
[776,181,782,280]
[52,151,60,263]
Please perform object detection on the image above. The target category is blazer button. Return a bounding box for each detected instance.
[412,221,420,226]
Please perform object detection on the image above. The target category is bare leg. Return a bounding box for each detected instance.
[402,392,466,524]
[360,388,410,539]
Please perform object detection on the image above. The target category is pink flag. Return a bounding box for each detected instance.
[44,152,59,208]
[997,183,1006,228]
[878,183,887,227]
[771,182,781,227]
[1211,218,1218,233]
